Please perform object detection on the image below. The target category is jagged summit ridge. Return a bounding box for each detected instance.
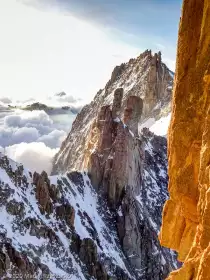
[52,49,173,174]
[87,91,143,207]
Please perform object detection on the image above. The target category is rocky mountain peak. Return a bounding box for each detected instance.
[52,49,173,174]
[50,51,180,276]
[74,88,180,277]
[84,91,143,208]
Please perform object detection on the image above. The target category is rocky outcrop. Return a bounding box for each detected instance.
[86,92,142,208]
[87,93,136,202]
[79,238,108,280]
[56,203,75,228]
[52,49,174,174]
[112,88,123,119]
[33,171,53,214]
[159,0,210,279]
[79,92,180,277]
[123,95,143,135]
[23,102,51,111]
[0,242,38,279]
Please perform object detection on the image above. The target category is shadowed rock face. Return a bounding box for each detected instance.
[33,171,53,215]
[82,93,180,278]
[87,93,143,208]
[123,96,143,136]
[159,0,210,279]
[112,88,124,119]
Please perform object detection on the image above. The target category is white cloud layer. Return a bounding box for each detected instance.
[0,109,69,174]
[37,129,66,148]
[0,127,39,147]
[1,142,58,174]
[4,110,53,128]
[0,97,12,104]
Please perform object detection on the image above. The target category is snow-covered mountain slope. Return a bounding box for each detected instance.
[0,153,134,279]
[139,113,171,137]
[52,50,173,174]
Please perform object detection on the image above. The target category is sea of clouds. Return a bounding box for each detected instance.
[0,94,82,174]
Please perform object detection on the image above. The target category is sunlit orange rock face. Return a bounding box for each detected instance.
[159,0,210,279]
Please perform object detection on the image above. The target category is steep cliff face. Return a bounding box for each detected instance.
[159,0,210,279]
[52,50,173,174]
[84,90,181,278]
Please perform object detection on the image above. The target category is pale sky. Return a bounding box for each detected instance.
[0,0,181,103]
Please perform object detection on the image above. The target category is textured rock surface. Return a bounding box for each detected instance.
[33,171,53,215]
[123,96,143,135]
[52,88,180,278]
[159,0,210,279]
[52,50,174,174]
[85,94,180,278]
